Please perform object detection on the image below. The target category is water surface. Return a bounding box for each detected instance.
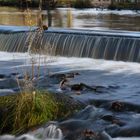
[0,7,140,31]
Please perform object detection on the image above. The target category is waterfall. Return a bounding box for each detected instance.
[0,32,29,52]
[0,26,140,62]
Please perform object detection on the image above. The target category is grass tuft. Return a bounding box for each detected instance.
[0,91,58,135]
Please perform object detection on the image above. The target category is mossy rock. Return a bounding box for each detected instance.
[53,93,85,120]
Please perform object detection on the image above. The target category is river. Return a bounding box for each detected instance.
[0,7,140,31]
[0,7,140,140]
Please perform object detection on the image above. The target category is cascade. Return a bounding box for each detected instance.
[0,26,140,62]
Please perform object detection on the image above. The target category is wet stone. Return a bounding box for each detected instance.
[65,72,80,79]
[71,84,84,91]
[0,74,6,79]
[99,101,124,112]
[49,73,66,81]
[10,72,19,76]
[110,101,124,112]
[101,115,115,122]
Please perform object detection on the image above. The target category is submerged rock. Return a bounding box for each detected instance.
[0,78,18,89]
[0,74,6,79]
[97,131,112,140]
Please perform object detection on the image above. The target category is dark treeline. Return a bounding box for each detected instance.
[0,0,140,10]
[109,2,140,10]
[0,0,57,9]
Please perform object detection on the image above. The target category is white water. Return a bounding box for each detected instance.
[1,51,140,74]
[0,124,63,140]
[1,51,140,77]
[59,8,140,16]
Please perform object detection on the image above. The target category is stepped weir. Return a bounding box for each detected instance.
[0,26,140,62]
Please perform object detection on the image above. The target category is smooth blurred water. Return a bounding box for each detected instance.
[0,53,140,139]
[0,7,140,31]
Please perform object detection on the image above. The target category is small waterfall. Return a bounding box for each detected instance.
[34,30,140,62]
[0,124,63,140]
[0,26,140,62]
[42,124,63,140]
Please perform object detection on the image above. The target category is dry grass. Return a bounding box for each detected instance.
[0,91,58,135]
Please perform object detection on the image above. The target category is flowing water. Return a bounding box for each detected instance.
[0,124,63,140]
[1,52,140,139]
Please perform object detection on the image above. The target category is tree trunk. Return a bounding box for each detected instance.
[46,0,52,27]
[135,0,138,11]
[111,0,113,5]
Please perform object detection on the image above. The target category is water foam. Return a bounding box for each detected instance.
[1,52,140,74]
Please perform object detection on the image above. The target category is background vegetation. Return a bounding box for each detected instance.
[109,2,140,10]
[0,0,139,9]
